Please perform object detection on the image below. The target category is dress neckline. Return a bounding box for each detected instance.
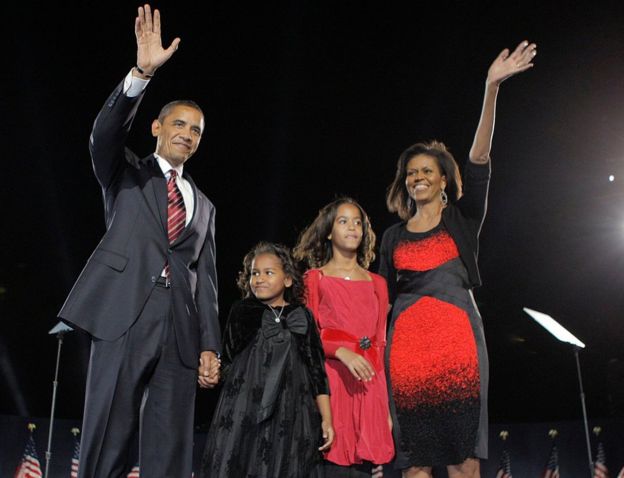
[316,269,373,283]
[403,222,444,238]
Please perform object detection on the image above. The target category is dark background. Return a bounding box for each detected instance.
[2,0,624,436]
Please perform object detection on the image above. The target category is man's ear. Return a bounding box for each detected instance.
[151,119,161,138]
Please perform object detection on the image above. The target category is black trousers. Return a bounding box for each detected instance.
[78,284,196,478]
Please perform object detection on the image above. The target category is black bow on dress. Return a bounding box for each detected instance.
[258,307,309,423]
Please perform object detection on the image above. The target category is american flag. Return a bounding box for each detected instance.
[496,449,512,478]
[542,443,560,478]
[593,442,609,478]
[13,434,42,478]
[70,433,80,478]
[127,465,140,477]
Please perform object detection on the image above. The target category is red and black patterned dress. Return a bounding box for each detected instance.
[379,222,488,468]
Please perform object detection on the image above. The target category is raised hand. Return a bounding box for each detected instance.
[487,40,537,87]
[134,4,181,77]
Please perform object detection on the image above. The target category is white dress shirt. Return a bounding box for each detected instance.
[154,155,194,226]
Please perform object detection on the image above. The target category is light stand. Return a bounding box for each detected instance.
[44,321,74,478]
[523,307,593,478]
[574,345,593,478]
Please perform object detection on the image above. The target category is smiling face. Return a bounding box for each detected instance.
[405,154,447,205]
[249,253,292,306]
[329,203,363,254]
[152,105,204,167]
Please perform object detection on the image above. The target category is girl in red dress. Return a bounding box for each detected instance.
[294,198,394,477]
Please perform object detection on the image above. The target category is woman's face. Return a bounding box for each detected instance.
[405,154,447,204]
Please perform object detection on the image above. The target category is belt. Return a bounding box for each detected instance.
[320,329,382,372]
[154,276,171,288]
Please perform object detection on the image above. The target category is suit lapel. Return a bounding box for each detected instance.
[140,155,168,234]
[140,159,203,245]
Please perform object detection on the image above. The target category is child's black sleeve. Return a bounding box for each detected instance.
[299,307,330,396]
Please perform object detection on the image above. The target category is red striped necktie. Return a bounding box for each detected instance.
[167,170,186,244]
[164,170,186,279]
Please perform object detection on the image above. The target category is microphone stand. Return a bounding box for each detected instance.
[45,321,73,478]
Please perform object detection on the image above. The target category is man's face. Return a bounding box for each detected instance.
[152,105,204,167]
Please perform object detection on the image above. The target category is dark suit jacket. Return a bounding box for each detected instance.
[58,80,221,368]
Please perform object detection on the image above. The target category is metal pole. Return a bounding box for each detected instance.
[44,332,64,478]
[574,346,593,478]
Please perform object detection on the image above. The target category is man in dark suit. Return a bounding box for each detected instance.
[58,5,220,477]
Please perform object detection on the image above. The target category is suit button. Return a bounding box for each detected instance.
[151,276,156,283]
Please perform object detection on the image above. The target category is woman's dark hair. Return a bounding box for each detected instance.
[237,242,305,305]
[293,197,376,269]
[386,140,463,221]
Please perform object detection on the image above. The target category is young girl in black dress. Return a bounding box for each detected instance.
[201,242,334,478]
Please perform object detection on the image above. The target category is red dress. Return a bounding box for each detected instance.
[305,269,394,466]
[381,224,488,468]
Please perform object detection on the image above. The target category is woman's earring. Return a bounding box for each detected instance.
[440,190,448,206]
[407,196,414,211]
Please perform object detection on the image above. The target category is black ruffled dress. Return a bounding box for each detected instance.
[200,297,329,478]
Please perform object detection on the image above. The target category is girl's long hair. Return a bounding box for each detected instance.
[293,197,376,269]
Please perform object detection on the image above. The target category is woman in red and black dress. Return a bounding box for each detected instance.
[378,41,537,478]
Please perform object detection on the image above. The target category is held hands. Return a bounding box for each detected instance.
[487,40,537,87]
[198,351,220,389]
[134,4,181,77]
[335,347,375,382]
[318,420,335,452]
